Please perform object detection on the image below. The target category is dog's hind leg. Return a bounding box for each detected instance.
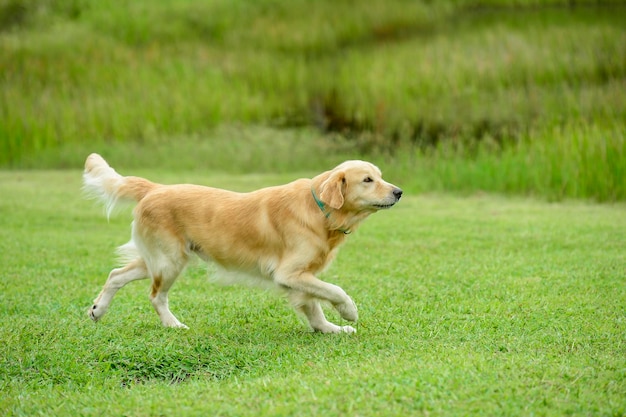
[89,258,148,322]
[141,244,189,329]
[149,264,188,329]
[132,217,189,328]
[288,291,356,334]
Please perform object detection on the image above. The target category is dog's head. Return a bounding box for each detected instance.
[318,160,402,212]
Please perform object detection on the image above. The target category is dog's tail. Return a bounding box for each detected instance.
[83,153,158,218]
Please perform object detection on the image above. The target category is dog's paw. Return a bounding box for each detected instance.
[88,304,102,322]
[340,325,357,334]
[314,323,357,334]
[161,318,189,329]
[335,298,358,322]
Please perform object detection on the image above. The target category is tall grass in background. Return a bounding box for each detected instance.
[393,122,626,201]
[1,0,625,200]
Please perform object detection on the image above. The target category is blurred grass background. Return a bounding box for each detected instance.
[1,0,625,200]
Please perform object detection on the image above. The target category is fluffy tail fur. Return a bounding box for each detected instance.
[82,153,157,217]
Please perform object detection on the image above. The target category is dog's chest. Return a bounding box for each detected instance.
[306,233,346,273]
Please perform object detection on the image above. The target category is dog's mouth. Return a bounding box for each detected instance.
[372,202,396,210]
[368,188,402,210]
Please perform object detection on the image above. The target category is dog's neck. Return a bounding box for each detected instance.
[311,187,351,235]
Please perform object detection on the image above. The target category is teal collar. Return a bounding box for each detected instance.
[311,187,351,234]
[311,187,330,219]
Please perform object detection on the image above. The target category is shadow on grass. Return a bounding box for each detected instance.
[86,312,354,387]
[3,299,347,389]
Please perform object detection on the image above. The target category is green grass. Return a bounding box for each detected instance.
[1,1,626,201]
[4,2,624,148]
[12,122,625,202]
[1,170,625,416]
[393,121,626,202]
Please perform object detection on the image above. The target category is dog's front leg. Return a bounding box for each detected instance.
[332,295,358,323]
[277,271,358,332]
[288,293,356,334]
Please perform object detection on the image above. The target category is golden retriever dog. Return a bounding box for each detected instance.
[83,153,402,333]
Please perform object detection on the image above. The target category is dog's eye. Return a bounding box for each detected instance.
[363,177,373,183]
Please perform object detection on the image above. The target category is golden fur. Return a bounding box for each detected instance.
[83,153,402,333]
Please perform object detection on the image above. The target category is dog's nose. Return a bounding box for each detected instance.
[393,188,403,200]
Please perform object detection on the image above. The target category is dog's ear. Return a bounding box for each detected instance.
[319,171,345,209]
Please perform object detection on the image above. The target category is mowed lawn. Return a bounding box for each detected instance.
[1,170,625,416]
